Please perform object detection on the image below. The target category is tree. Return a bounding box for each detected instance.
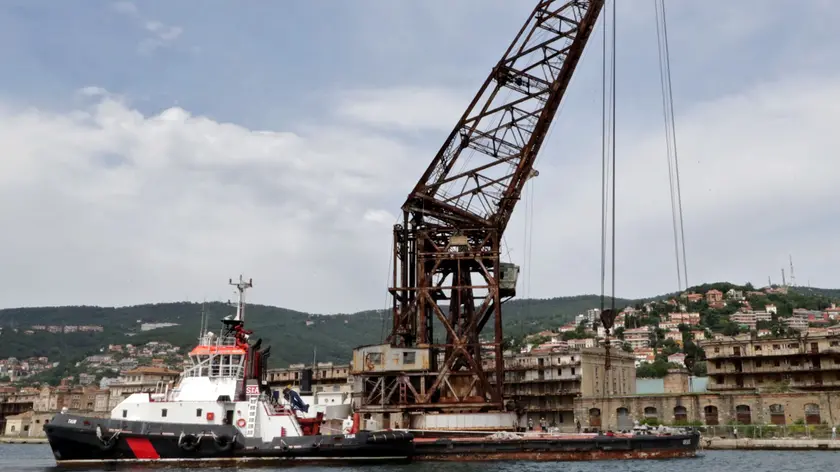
[721,322,741,336]
[526,335,550,346]
[621,342,633,353]
[614,326,625,340]
[636,360,679,378]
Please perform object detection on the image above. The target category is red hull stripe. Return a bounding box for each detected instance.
[126,437,160,459]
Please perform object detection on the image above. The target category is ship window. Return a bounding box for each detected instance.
[196,408,202,417]
[161,409,168,417]
[403,352,416,364]
[122,410,127,418]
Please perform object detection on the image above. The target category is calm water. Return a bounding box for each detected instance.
[0,444,836,471]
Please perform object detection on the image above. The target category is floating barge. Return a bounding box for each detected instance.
[412,431,701,461]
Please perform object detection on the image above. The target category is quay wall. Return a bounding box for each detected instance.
[704,438,840,450]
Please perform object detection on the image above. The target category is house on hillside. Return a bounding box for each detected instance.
[726,289,744,301]
[667,353,686,366]
[705,289,723,303]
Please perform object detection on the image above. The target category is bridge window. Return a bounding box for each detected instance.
[403,352,416,364]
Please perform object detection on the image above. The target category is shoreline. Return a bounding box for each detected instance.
[704,437,840,450]
[0,437,48,444]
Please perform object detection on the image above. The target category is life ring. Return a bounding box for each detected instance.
[236,418,246,428]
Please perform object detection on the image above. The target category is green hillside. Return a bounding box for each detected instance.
[0,295,630,367]
[1,285,836,379]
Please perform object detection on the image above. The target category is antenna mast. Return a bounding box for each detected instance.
[229,275,254,324]
[789,255,796,287]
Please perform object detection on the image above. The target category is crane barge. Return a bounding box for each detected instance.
[349,0,700,461]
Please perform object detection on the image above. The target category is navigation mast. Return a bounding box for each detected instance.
[229,275,254,323]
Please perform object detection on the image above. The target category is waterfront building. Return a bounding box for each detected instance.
[701,333,840,391]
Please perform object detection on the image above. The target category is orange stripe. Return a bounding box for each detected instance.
[125,437,160,459]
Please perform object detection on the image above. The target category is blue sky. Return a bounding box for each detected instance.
[1,1,839,313]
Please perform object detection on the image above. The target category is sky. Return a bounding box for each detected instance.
[1,0,839,314]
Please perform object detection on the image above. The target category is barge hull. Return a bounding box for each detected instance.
[413,432,700,461]
[415,449,697,461]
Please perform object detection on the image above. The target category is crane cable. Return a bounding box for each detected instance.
[600,0,617,318]
[654,0,689,293]
[599,0,617,393]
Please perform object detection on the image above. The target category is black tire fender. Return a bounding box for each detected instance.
[213,434,234,453]
[179,433,201,452]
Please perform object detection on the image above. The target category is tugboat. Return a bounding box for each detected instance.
[44,276,413,467]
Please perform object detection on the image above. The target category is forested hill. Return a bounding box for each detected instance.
[0,294,631,367]
[2,285,835,368]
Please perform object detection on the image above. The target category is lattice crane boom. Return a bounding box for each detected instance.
[368,0,604,414]
[405,0,605,232]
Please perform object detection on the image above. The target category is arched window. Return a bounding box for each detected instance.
[768,404,785,425]
[674,405,688,423]
[804,403,820,425]
[616,407,632,430]
[644,406,658,419]
[704,405,719,425]
[589,408,602,428]
[735,404,751,425]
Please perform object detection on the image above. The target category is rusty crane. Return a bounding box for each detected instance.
[353,0,607,421]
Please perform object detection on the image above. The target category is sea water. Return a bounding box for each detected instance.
[0,444,835,472]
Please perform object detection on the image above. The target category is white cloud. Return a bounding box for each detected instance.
[1,71,838,313]
[111,1,183,54]
[516,73,840,299]
[111,1,138,16]
[145,21,182,42]
[0,91,421,313]
[335,87,469,131]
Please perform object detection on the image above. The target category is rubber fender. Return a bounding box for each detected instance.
[179,434,201,452]
[213,435,235,453]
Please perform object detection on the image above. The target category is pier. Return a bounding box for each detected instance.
[0,437,48,444]
[704,437,840,450]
